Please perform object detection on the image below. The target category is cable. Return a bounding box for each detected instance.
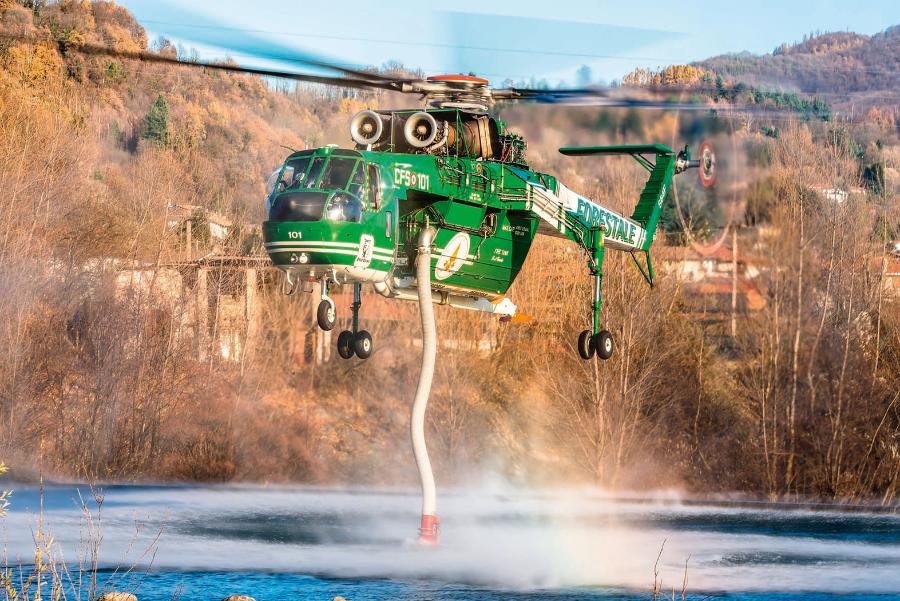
[137,18,900,80]
[137,18,686,64]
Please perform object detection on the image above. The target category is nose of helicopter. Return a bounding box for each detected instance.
[268,188,364,223]
[262,188,389,276]
[267,190,331,222]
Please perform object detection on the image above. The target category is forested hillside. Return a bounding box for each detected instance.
[1,1,899,503]
[696,27,900,110]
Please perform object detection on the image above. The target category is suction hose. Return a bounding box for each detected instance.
[413,227,439,544]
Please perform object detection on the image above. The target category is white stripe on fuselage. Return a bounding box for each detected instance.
[266,247,393,261]
[265,241,394,259]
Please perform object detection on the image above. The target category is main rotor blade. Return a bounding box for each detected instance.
[492,86,800,113]
[492,87,708,110]
[124,0,407,84]
[0,34,402,92]
[0,34,826,117]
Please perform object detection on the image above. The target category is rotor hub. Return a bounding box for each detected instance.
[424,74,492,111]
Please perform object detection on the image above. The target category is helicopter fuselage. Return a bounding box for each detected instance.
[262,142,650,313]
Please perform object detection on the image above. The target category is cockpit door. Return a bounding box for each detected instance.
[367,163,381,211]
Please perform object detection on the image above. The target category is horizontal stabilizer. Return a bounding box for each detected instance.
[559,144,674,157]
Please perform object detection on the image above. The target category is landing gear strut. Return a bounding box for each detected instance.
[336,282,373,360]
[316,276,336,331]
[578,226,614,361]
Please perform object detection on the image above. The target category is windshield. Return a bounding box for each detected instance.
[269,191,329,222]
[282,156,311,189]
[348,162,365,198]
[318,157,357,190]
[306,157,326,187]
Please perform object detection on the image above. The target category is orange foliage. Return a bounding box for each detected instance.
[622,64,711,87]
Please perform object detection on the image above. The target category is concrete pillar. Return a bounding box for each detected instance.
[196,267,209,361]
[244,268,259,363]
[185,218,192,260]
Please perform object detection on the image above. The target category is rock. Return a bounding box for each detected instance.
[222,596,256,601]
[97,593,137,601]
[333,597,350,601]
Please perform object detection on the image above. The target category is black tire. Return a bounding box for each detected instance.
[337,330,354,359]
[317,299,336,331]
[577,330,594,360]
[353,330,373,359]
[594,330,614,360]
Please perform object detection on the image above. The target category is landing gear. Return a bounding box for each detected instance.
[594,330,614,360]
[317,299,336,331]
[577,226,615,361]
[337,329,373,359]
[353,330,373,359]
[337,330,355,359]
[317,277,336,331]
[335,282,374,360]
[577,330,594,360]
[577,329,614,360]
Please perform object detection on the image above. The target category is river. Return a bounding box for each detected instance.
[2,484,898,600]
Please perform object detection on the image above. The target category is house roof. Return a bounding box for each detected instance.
[167,204,233,227]
[690,277,767,310]
[654,243,766,266]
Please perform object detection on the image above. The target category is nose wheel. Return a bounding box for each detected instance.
[317,299,336,331]
[316,276,337,331]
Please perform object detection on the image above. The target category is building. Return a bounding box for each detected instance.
[656,242,767,318]
[166,204,234,258]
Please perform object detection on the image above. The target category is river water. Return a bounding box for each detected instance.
[1,484,898,600]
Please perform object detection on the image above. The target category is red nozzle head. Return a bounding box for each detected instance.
[419,514,440,545]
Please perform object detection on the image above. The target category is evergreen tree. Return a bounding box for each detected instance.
[594,110,617,134]
[619,108,644,137]
[141,94,170,147]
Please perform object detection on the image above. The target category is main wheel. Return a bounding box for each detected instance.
[337,330,354,359]
[316,299,336,331]
[594,330,614,360]
[353,330,373,359]
[577,330,595,360]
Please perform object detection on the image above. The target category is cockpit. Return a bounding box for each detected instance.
[265,148,381,224]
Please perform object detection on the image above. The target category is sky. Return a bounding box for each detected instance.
[118,0,900,86]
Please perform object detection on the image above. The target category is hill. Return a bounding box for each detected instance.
[696,27,900,110]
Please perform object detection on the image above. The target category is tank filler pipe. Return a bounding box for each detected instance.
[413,227,439,544]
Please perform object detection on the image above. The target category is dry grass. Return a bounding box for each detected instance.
[0,462,160,601]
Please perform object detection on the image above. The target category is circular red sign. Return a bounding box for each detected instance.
[698,141,717,188]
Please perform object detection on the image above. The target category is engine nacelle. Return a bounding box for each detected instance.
[350,110,387,146]
[349,108,509,162]
[403,111,440,149]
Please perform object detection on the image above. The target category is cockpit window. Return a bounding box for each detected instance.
[317,157,357,190]
[266,169,281,196]
[306,157,326,187]
[367,164,381,210]
[284,156,311,189]
[347,162,365,199]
